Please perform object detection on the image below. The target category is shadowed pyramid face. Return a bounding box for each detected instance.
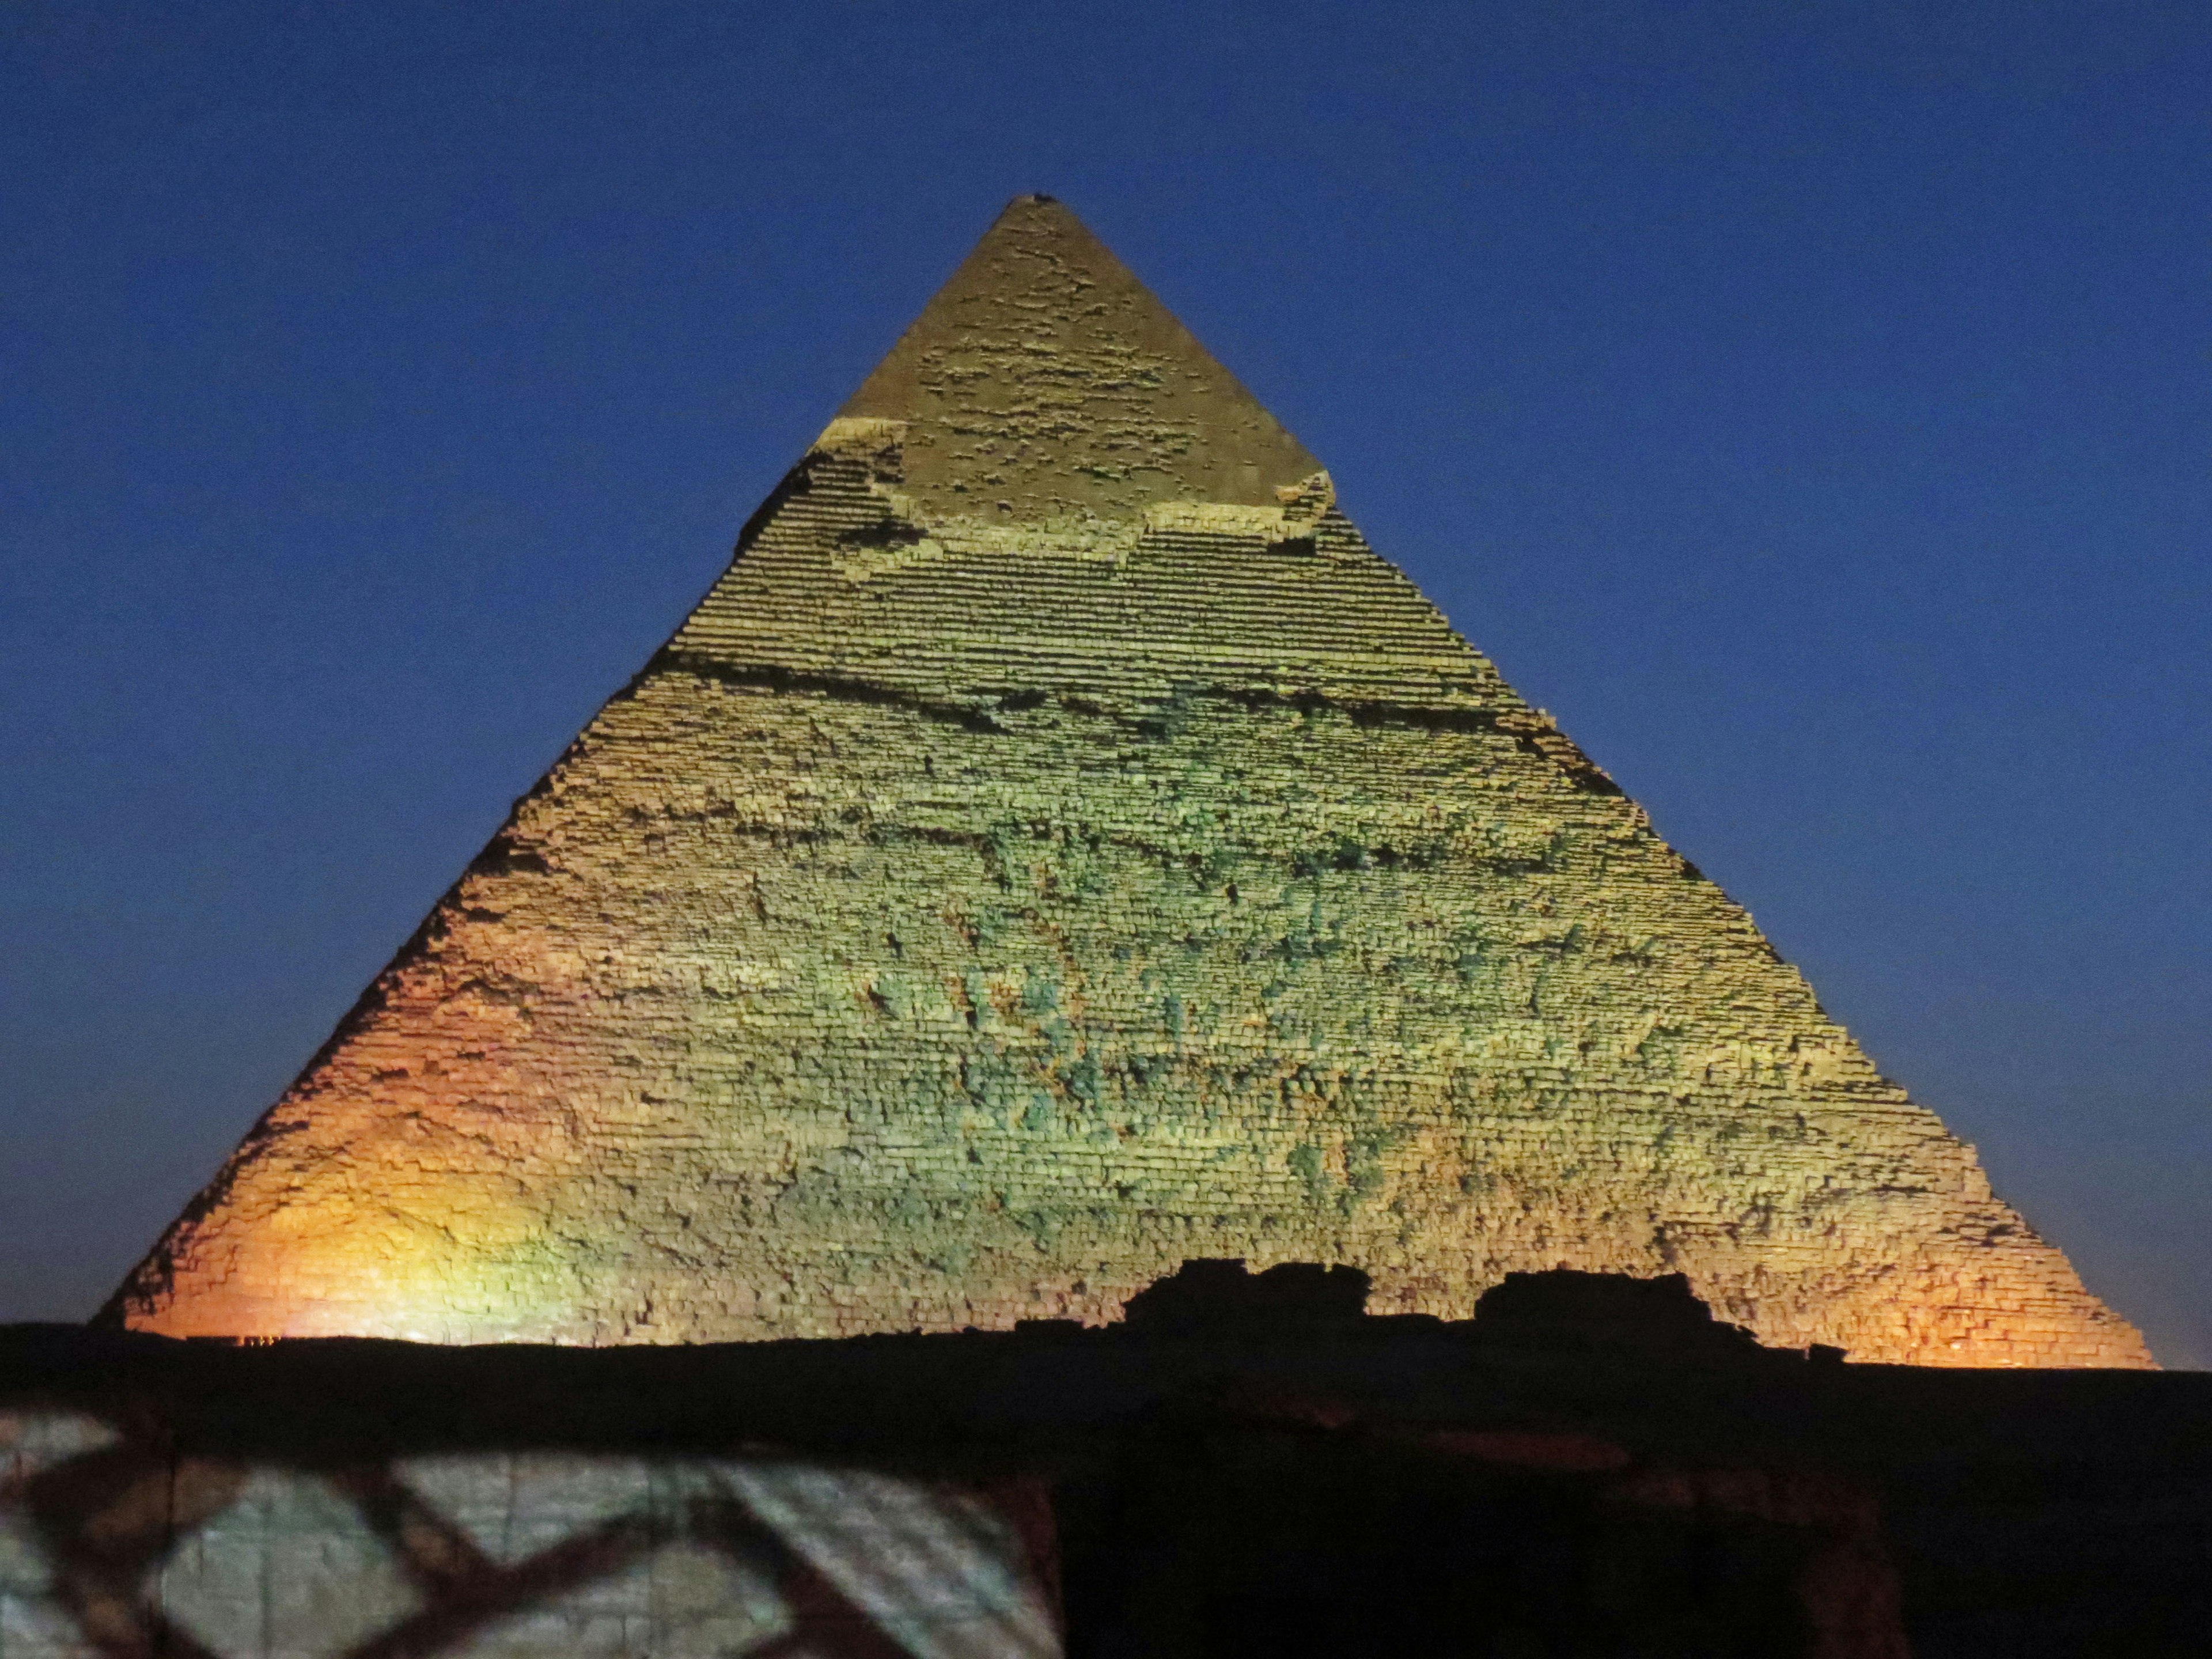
[111,198,2150,1367]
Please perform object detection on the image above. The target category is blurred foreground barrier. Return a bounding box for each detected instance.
[1,1408,1058,1659]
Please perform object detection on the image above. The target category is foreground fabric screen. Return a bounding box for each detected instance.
[1,1408,1059,1659]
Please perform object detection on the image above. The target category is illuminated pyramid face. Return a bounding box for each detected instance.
[111,198,2150,1366]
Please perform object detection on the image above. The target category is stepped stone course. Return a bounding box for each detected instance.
[108,197,2150,1368]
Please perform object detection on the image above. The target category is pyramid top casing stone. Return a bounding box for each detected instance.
[838,195,1320,520]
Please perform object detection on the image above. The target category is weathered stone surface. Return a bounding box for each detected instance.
[106,196,2148,1366]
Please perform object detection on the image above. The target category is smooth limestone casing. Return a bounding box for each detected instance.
[108,198,2149,1367]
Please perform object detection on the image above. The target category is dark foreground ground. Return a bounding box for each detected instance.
[4,1268,2207,1657]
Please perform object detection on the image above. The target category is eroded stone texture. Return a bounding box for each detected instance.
[108,196,2149,1366]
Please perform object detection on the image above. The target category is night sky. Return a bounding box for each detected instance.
[5,2,2205,1364]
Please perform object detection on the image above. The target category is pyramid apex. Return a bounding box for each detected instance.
[989,192,1069,222]
[836,198,1319,519]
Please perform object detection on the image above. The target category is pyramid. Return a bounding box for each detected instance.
[108,198,2151,1367]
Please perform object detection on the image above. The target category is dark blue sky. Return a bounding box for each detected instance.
[4,1,2205,1363]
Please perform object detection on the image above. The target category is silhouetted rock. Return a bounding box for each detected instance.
[1472,1268,1770,1357]
[1121,1259,1371,1335]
